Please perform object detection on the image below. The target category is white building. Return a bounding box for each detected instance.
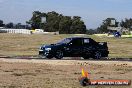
[0,29,31,34]
[107,27,130,34]
[0,28,59,35]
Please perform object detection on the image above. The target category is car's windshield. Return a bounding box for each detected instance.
[57,38,72,44]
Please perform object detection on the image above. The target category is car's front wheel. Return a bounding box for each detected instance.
[94,51,102,59]
[55,50,63,59]
[45,55,53,59]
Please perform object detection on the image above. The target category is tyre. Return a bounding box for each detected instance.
[38,55,46,59]
[94,51,102,59]
[46,56,53,59]
[45,55,53,59]
[55,50,63,59]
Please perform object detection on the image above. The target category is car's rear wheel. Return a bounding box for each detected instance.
[55,50,63,59]
[94,51,102,59]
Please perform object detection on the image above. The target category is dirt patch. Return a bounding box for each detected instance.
[0,58,131,88]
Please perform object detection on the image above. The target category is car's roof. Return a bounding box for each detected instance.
[67,37,90,39]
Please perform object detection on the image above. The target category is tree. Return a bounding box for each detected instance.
[45,11,60,32]
[59,16,72,34]
[70,16,86,34]
[120,18,132,30]
[27,11,47,29]
[0,20,4,27]
[30,11,42,29]
[5,22,14,28]
[27,11,87,34]
[15,23,21,29]
[86,29,97,35]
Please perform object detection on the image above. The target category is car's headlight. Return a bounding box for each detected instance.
[39,47,42,49]
[45,48,51,51]
[39,47,44,50]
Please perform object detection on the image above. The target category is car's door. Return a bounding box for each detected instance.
[68,38,83,56]
[83,38,97,54]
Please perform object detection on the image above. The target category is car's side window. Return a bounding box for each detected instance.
[83,38,90,46]
[84,39,89,44]
[71,39,82,46]
[89,39,97,45]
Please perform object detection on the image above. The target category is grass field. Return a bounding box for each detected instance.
[0,33,132,88]
[0,59,132,88]
[0,33,132,58]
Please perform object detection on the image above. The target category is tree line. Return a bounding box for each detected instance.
[0,20,30,29]
[26,11,86,34]
[1,11,132,34]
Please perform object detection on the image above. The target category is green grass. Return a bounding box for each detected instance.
[0,33,132,58]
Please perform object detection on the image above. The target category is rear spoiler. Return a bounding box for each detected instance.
[98,42,108,47]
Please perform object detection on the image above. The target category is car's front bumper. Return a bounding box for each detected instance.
[39,49,53,56]
[39,50,45,55]
[102,50,109,57]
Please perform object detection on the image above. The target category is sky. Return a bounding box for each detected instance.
[0,0,132,28]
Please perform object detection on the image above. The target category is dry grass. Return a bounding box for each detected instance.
[0,33,132,58]
[0,59,131,88]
